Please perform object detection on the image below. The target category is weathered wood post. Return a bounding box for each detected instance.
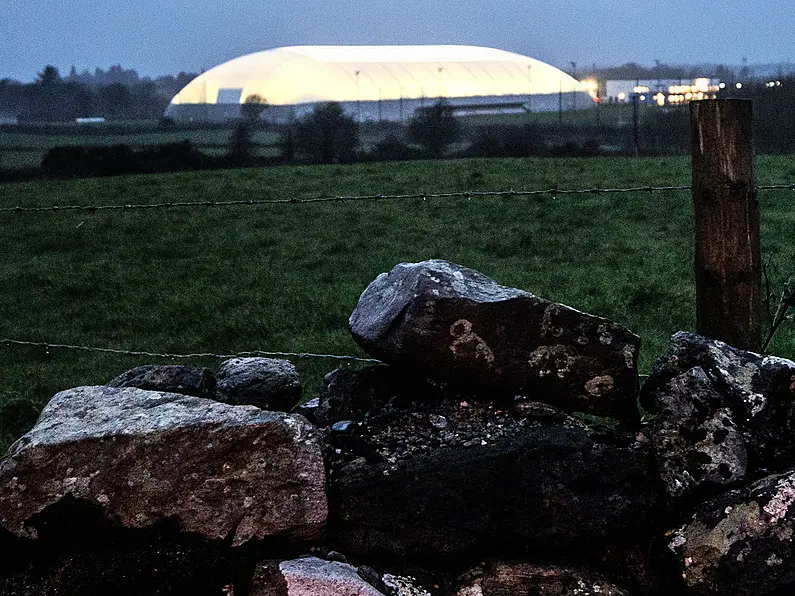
[690,99,761,351]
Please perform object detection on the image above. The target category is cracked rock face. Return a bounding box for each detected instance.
[668,468,795,595]
[641,332,795,509]
[326,393,660,556]
[456,561,630,596]
[216,357,302,412]
[349,260,640,421]
[0,386,327,546]
[107,364,217,399]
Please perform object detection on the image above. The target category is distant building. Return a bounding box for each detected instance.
[0,115,18,125]
[605,78,722,106]
[165,45,595,122]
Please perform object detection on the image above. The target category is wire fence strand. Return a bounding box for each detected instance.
[0,338,382,364]
[0,185,697,214]
[1,183,792,215]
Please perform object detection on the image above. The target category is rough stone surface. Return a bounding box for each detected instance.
[455,561,630,596]
[0,386,327,545]
[382,573,431,596]
[316,365,438,426]
[0,530,239,596]
[667,467,795,595]
[216,357,302,412]
[349,260,640,420]
[641,332,795,505]
[276,557,384,596]
[650,366,749,508]
[107,364,216,399]
[327,394,661,556]
[249,559,289,596]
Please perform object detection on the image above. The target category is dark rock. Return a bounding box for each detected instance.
[216,357,302,412]
[0,530,239,596]
[641,332,795,507]
[349,260,640,420]
[249,559,289,596]
[327,396,661,557]
[358,565,387,592]
[512,398,567,420]
[324,550,348,563]
[0,386,327,545]
[316,365,438,426]
[107,364,216,399]
[455,561,630,595]
[296,398,320,424]
[667,468,795,595]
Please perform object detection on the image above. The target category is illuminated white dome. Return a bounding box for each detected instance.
[166,45,590,121]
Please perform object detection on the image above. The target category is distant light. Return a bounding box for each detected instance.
[777,80,782,86]
[736,83,743,89]
[617,92,627,101]
[639,95,646,101]
[719,82,726,89]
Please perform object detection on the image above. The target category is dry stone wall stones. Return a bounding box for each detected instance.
[327,409,661,556]
[107,364,216,399]
[0,386,327,546]
[641,332,795,510]
[349,260,640,420]
[276,557,385,596]
[649,366,748,509]
[455,561,631,596]
[216,357,302,412]
[667,468,795,595]
[316,365,439,426]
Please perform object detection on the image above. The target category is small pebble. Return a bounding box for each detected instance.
[331,420,355,433]
[429,414,449,430]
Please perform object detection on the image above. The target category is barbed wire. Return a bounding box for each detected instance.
[1,183,791,215]
[757,183,795,191]
[0,185,696,214]
[0,338,382,364]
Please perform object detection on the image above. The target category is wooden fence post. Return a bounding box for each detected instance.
[691,99,761,351]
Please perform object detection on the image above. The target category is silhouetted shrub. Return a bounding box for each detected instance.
[368,135,424,162]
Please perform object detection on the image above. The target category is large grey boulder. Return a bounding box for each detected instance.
[249,557,384,596]
[349,260,640,420]
[216,357,302,412]
[326,395,661,556]
[0,386,327,545]
[667,467,795,595]
[107,364,216,399]
[456,561,630,596]
[641,332,795,509]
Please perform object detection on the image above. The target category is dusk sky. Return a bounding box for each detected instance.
[3,0,794,82]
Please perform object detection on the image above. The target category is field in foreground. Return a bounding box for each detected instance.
[1,155,794,449]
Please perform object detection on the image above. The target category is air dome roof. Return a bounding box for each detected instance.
[170,45,583,106]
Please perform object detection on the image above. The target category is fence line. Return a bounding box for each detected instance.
[0,185,697,214]
[1,183,792,215]
[0,338,382,364]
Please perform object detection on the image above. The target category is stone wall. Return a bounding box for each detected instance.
[2,259,794,595]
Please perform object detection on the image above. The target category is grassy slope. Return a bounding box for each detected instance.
[1,155,794,448]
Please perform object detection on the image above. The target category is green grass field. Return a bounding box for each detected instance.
[1,155,794,449]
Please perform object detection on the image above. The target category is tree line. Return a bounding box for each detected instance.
[0,65,196,122]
